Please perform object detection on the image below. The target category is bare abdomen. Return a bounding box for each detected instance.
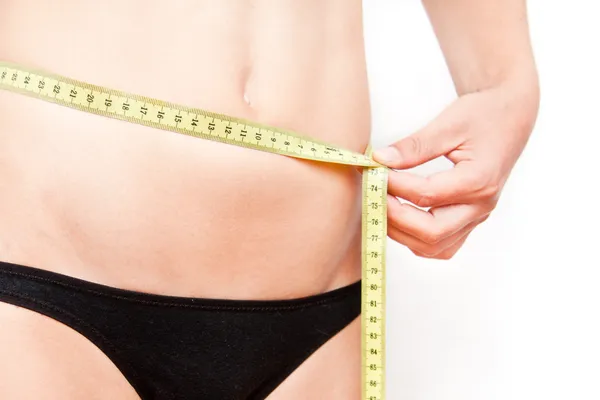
[0,0,371,299]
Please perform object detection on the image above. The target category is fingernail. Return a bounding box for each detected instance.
[373,147,400,164]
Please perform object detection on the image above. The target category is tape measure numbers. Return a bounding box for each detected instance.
[0,61,388,400]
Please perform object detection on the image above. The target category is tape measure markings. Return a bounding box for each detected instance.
[0,61,388,400]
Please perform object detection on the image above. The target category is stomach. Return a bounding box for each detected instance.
[0,0,371,300]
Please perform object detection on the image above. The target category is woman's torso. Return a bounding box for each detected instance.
[0,0,370,300]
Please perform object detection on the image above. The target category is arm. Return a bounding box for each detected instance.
[423,0,539,97]
[373,0,540,259]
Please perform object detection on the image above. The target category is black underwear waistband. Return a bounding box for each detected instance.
[0,259,361,399]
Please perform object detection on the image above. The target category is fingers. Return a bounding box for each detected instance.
[372,107,465,169]
[387,162,500,208]
[386,194,489,259]
[412,231,472,260]
[388,220,476,259]
[386,195,483,244]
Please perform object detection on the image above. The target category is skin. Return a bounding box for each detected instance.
[0,0,539,399]
[374,0,540,260]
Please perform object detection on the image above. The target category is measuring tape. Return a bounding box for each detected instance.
[0,61,388,399]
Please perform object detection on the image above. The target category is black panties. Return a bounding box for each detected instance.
[0,260,361,399]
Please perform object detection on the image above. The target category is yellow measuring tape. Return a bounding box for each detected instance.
[0,61,388,399]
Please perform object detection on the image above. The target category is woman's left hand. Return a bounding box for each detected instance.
[373,81,539,259]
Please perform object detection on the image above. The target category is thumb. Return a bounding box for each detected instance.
[372,112,462,169]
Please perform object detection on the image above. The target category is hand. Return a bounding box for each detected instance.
[373,82,539,259]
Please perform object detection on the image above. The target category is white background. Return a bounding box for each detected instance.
[363,1,600,399]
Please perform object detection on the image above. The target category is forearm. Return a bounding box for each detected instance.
[422,0,539,99]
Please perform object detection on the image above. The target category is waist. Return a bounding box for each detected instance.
[0,0,369,133]
[0,2,370,299]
